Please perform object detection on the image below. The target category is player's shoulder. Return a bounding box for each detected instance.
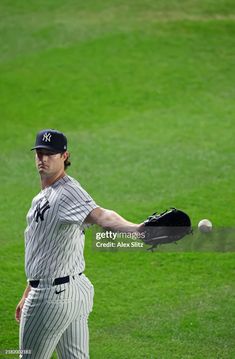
[62,175,82,190]
[60,175,88,199]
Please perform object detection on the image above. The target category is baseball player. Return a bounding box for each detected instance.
[15,129,142,359]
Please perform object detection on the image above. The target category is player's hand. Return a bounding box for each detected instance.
[15,298,25,323]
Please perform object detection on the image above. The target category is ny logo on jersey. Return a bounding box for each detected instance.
[34,199,50,222]
[42,132,51,142]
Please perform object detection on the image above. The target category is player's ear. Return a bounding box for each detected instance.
[63,151,71,170]
[61,151,69,160]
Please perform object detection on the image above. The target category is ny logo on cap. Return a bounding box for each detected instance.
[42,133,52,142]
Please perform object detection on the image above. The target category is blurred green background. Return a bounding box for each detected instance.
[0,1,235,358]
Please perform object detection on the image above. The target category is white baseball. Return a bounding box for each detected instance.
[198,219,212,233]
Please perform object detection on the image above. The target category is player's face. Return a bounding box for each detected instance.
[35,149,67,177]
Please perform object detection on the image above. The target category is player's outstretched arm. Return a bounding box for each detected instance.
[15,284,31,323]
[85,207,143,233]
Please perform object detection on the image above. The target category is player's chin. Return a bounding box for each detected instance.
[37,167,48,174]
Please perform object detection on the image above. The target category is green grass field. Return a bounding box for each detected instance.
[0,1,235,358]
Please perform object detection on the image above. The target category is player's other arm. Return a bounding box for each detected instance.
[85,207,143,233]
[15,284,31,323]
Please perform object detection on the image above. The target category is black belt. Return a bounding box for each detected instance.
[29,273,82,288]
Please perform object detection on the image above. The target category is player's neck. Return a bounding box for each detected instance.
[40,171,66,189]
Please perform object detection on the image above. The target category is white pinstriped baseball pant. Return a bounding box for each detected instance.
[19,274,94,359]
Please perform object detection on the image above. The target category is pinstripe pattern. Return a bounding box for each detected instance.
[25,175,97,279]
[20,274,94,358]
[21,175,98,358]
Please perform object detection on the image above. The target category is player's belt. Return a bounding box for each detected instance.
[29,273,82,288]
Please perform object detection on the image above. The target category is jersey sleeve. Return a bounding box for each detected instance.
[59,183,98,225]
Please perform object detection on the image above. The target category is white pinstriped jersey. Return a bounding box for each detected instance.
[24,175,98,280]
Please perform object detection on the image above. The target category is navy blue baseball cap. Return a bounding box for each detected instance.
[31,129,67,153]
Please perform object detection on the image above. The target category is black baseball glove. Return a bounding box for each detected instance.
[142,208,192,250]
